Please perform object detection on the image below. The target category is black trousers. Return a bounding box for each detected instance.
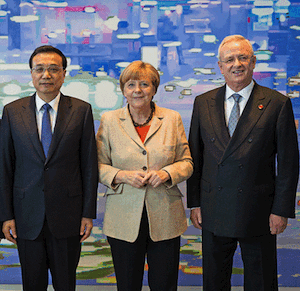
[108,206,181,291]
[202,229,278,291]
[17,220,81,291]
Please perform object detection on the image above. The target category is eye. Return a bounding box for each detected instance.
[34,67,44,73]
[49,67,60,73]
[140,82,149,87]
[225,58,234,64]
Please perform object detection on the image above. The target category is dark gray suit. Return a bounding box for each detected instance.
[187,82,299,289]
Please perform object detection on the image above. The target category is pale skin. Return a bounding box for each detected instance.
[114,77,171,188]
[2,52,93,244]
[190,38,288,236]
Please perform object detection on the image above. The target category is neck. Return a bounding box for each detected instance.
[38,92,58,103]
[129,104,152,124]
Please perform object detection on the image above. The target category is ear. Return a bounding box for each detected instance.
[218,61,224,75]
[251,55,257,69]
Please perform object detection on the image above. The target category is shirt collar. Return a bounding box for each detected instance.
[36,92,60,113]
[225,80,254,101]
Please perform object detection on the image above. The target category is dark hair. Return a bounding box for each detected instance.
[29,45,67,70]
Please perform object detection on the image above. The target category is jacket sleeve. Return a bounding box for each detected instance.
[186,96,204,208]
[162,112,193,188]
[80,104,99,219]
[0,106,16,222]
[96,113,122,191]
[272,97,299,218]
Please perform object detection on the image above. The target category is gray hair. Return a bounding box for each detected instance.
[218,35,254,60]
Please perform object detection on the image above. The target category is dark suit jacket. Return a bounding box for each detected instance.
[187,82,299,238]
[0,119,3,239]
[0,93,98,240]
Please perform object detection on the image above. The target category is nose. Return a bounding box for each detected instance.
[233,57,242,66]
[42,68,51,78]
[134,84,142,92]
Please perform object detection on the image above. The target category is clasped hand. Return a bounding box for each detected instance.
[115,170,170,188]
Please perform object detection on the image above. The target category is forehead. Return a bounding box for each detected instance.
[220,40,252,57]
[32,52,63,66]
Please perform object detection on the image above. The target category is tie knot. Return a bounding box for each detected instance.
[232,93,241,103]
[42,103,51,112]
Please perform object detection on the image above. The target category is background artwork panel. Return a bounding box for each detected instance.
[0,0,300,287]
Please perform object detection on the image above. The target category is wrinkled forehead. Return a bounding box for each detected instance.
[220,40,253,58]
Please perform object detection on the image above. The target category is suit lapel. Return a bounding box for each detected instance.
[119,106,145,149]
[45,94,73,163]
[144,105,163,144]
[20,95,45,161]
[221,83,271,162]
[208,85,230,149]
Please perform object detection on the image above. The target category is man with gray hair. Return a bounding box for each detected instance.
[187,35,299,290]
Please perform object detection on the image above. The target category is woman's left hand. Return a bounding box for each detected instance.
[142,170,170,188]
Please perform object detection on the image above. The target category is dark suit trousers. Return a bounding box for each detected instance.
[108,206,181,291]
[17,220,81,291]
[202,229,278,291]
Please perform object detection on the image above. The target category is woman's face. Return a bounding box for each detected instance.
[123,76,156,110]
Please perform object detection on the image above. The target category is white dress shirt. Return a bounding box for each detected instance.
[35,93,60,139]
[224,80,254,125]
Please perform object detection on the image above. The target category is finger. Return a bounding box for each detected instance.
[80,225,92,243]
[80,222,86,236]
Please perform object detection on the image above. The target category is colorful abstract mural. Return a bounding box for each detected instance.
[0,0,300,287]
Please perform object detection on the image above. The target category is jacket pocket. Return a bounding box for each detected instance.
[105,183,124,195]
[201,178,211,193]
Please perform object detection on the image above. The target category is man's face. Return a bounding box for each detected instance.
[218,40,256,92]
[31,52,66,102]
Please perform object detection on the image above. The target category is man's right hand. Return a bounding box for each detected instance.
[190,208,202,229]
[3,219,17,244]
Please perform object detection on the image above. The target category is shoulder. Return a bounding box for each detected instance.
[194,86,224,103]
[4,96,31,110]
[62,95,92,109]
[101,107,124,119]
[254,84,289,103]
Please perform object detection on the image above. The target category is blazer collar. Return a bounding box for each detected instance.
[119,104,164,148]
[20,93,73,164]
[221,82,271,162]
[208,85,230,149]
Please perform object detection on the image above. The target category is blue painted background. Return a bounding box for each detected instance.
[0,0,300,287]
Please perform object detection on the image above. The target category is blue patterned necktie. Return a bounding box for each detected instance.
[228,93,242,137]
[41,103,52,157]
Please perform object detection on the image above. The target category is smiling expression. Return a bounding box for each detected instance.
[31,52,66,102]
[123,77,156,110]
[218,39,256,92]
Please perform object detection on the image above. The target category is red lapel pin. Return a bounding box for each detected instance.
[258,104,264,110]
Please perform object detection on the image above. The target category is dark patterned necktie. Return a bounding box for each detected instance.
[228,93,242,137]
[41,103,52,157]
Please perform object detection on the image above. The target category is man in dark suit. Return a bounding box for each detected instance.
[0,46,98,290]
[0,119,3,241]
[187,35,299,290]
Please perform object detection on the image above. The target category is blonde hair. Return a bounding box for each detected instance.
[119,60,160,94]
[218,35,254,60]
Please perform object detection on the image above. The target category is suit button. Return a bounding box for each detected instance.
[239,164,243,169]
[142,166,147,171]
[211,138,215,142]
[238,188,243,193]
[142,150,147,155]
[218,186,222,191]
[248,138,253,143]
[45,167,49,171]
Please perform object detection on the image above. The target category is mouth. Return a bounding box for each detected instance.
[232,70,244,76]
